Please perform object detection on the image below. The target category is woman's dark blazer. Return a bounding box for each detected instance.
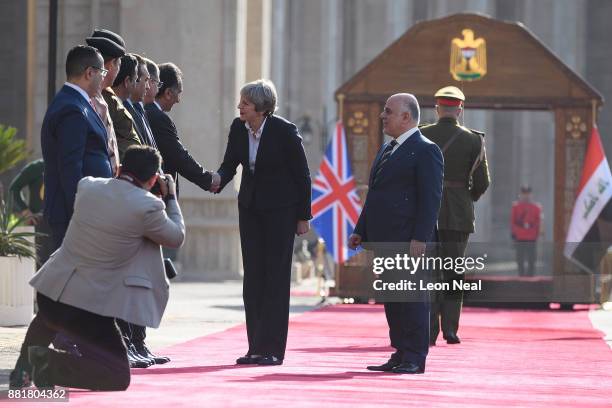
[217,115,312,220]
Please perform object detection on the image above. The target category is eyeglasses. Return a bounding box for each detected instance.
[149,78,164,89]
[90,66,108,78]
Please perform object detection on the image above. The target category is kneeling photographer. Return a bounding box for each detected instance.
[10,146,184,391]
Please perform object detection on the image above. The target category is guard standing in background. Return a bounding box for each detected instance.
[511,185,542,277]
[420,86,490,346]
[9,159,52,268]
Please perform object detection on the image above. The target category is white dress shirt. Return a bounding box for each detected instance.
[245,117,268,173]
[64,82,91,105]
[390,126,419,154]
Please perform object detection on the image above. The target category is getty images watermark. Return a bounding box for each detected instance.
[371,253,487,292]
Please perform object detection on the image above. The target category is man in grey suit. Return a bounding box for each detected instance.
[9,146,184,390]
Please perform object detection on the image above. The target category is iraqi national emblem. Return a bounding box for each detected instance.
[450,28,487,81]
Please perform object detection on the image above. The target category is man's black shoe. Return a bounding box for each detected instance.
[236,354,261,365]
[127,346,151,368]
[137,344,170,365]
[391,362,424,374]
[130,344,155,366]
[27,346,54,388]
[9,365,31,389]
[257,356,283,366]
[444,333,461,344]
[366,359,400,372]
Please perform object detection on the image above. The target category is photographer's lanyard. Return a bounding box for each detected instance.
[117,173,143,188]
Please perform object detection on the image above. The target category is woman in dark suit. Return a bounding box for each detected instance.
[213,79,312,366]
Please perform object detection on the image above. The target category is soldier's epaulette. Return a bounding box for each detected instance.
[468,128,485,137]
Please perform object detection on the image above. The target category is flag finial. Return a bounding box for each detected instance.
[337,93,345,122]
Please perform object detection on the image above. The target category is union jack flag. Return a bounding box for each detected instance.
[311,121,362,264]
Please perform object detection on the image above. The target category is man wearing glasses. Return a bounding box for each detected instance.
[9,45,114,388]
[145,62,219,196]
[143,58,162,107]
[39,45,112,256]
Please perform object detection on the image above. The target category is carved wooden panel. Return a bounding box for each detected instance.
[344,102,382,202]
[336,14,601,108]
[554,108,591,280]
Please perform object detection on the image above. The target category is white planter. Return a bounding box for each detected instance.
[0,225,36,326]
[0,256,35,326]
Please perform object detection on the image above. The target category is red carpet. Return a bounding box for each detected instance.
[15,305,612,407]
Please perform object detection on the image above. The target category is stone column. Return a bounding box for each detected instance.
[0,0,37,194]
[244,0,271,82]
[0,0,35,145]
[120,0,243,279]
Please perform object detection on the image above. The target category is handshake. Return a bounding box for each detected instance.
[209,172,221,193]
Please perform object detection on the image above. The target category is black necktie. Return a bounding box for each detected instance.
[372,140,398,187]
[134,103,158,148]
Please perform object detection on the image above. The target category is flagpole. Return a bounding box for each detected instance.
[592,99,598,126]
[337,93,345,122]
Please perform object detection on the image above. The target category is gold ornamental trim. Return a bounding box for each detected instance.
[347,111,369,135]
[566,115,587,139]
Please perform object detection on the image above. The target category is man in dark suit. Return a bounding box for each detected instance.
[125,54,157,148]
[121,54,172,367]
[349,93,443,374]
[145,62,217,195]
[41,45,112,253]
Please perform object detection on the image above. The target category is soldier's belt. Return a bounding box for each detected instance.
[443,180,466,188]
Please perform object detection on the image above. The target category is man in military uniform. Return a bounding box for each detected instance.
[420,86,490,345]
[511,185,542,277]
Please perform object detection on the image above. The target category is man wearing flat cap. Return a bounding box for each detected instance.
[85,30,126,176]
[420,85,490,346]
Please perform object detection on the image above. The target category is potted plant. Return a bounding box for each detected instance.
[0,200,37,325]
[0,124,35,326]
[0,124,28,199]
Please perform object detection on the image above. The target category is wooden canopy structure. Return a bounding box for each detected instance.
[334,13,604,303]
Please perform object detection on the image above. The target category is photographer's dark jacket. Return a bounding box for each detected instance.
[30,177,184,328]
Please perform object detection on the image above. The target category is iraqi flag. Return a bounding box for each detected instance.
[564,126,612,273]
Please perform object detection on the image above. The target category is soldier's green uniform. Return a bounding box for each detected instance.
[8,159,53,268]
[420,86,490,345]
[9,159,44,214]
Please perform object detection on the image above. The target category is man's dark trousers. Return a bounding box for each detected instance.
[430,229,469,340]
[16,293,129,390]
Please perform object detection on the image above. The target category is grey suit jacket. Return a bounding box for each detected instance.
[30,177,185,328]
